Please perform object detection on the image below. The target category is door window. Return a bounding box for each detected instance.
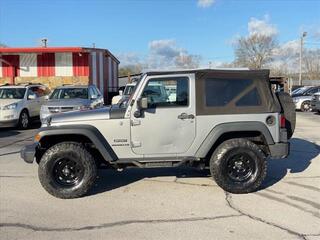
[27,88,38,100]
[142,77,189,108]
[30,86,50,98]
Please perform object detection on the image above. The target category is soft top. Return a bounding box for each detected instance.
[146,68,270,80]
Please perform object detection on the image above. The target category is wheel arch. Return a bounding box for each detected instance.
[36,125,118,163]
[195,122,274,159]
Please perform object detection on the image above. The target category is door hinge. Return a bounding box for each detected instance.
[131,119,141,126]
[131,141,142,148]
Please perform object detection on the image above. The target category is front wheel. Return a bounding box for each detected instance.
[18,110,30,129]
[301,101,312,112]
[38,142,97,199]
[210,138,267,194]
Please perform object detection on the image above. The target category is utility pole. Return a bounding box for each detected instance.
[299,32,307,86]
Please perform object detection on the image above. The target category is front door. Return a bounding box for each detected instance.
[130,75,196,156]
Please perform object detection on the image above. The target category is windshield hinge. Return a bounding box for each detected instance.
[131,141,141,148]
[131,119,141,126]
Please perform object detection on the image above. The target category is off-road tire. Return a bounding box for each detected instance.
[210,138,267,194]
[18,109,30,129]
[38,142,97,199]
[276,92,296,139]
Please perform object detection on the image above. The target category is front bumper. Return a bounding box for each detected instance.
[0,119,19,128]
[21,143,38,164]
[311,101,320,110]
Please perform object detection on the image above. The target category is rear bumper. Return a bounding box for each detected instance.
[269,128,289,158]
[269,142,290,159]
[21,143,38,164]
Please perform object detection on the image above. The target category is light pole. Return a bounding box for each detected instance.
[299,32,307,86]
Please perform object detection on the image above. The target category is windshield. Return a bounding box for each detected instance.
[123,85,135,95]
[118,76,144,108]
[292,87,310,95]
[0,88,26,99]
[50,88,88,100]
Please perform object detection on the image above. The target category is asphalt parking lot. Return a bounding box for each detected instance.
[0,112,319,240]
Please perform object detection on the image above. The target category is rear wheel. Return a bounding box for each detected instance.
[18,110,30,129]
[301,101,311,112]
[210,138,267,194]
[38,142,97,199]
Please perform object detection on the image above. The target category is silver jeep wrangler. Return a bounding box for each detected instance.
[21,69,295,199]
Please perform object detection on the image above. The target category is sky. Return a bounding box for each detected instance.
[0,0,319,69]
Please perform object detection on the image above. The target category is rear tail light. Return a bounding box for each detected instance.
[280,114,286,128]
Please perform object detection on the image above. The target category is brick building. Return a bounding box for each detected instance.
[0,47,119,102]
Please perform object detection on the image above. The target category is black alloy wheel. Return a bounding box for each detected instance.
[224,153,256,182]
[38,142,97,199]
[210,138,267,194]
[53,158,85,187]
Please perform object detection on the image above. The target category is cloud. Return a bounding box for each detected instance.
[248,15,278,37]
[149,39,181,59]
[197,0,215,8]
[116,52,141,66]
[118,39,201,70]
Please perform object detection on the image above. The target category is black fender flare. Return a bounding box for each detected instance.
[37,125,118,162]
[195,121,275,158]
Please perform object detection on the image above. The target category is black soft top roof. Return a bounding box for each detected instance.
[146,69,270,80]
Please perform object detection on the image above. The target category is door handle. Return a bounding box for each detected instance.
[178,113,195,120]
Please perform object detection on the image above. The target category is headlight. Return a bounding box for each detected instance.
[2,103,17,110]
[41,116,52,127]
[40,105,49,113]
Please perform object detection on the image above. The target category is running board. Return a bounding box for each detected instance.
[113,157,199,168]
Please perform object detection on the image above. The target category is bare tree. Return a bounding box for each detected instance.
[234,34,278,69]
[174,54,201,69]
[304,49,320,80]
[119,64,143,77]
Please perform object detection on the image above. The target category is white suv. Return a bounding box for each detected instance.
[0,84,50,129]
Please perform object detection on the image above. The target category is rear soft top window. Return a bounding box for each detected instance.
[205,78,255,107]
[195,70,280,115]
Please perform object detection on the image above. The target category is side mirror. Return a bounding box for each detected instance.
[119,90,123,96]
[28,93,36,100]
[91,94,98,100]
[137,97,148,109]
[134,97,148,118]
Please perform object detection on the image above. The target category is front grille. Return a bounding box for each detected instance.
[48,107,74,113]
[61,107,74,112]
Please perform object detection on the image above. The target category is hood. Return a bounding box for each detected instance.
[51,107,110,124]
[0,99,22,108]
[291,93,304,98]
[45,98,89,107]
